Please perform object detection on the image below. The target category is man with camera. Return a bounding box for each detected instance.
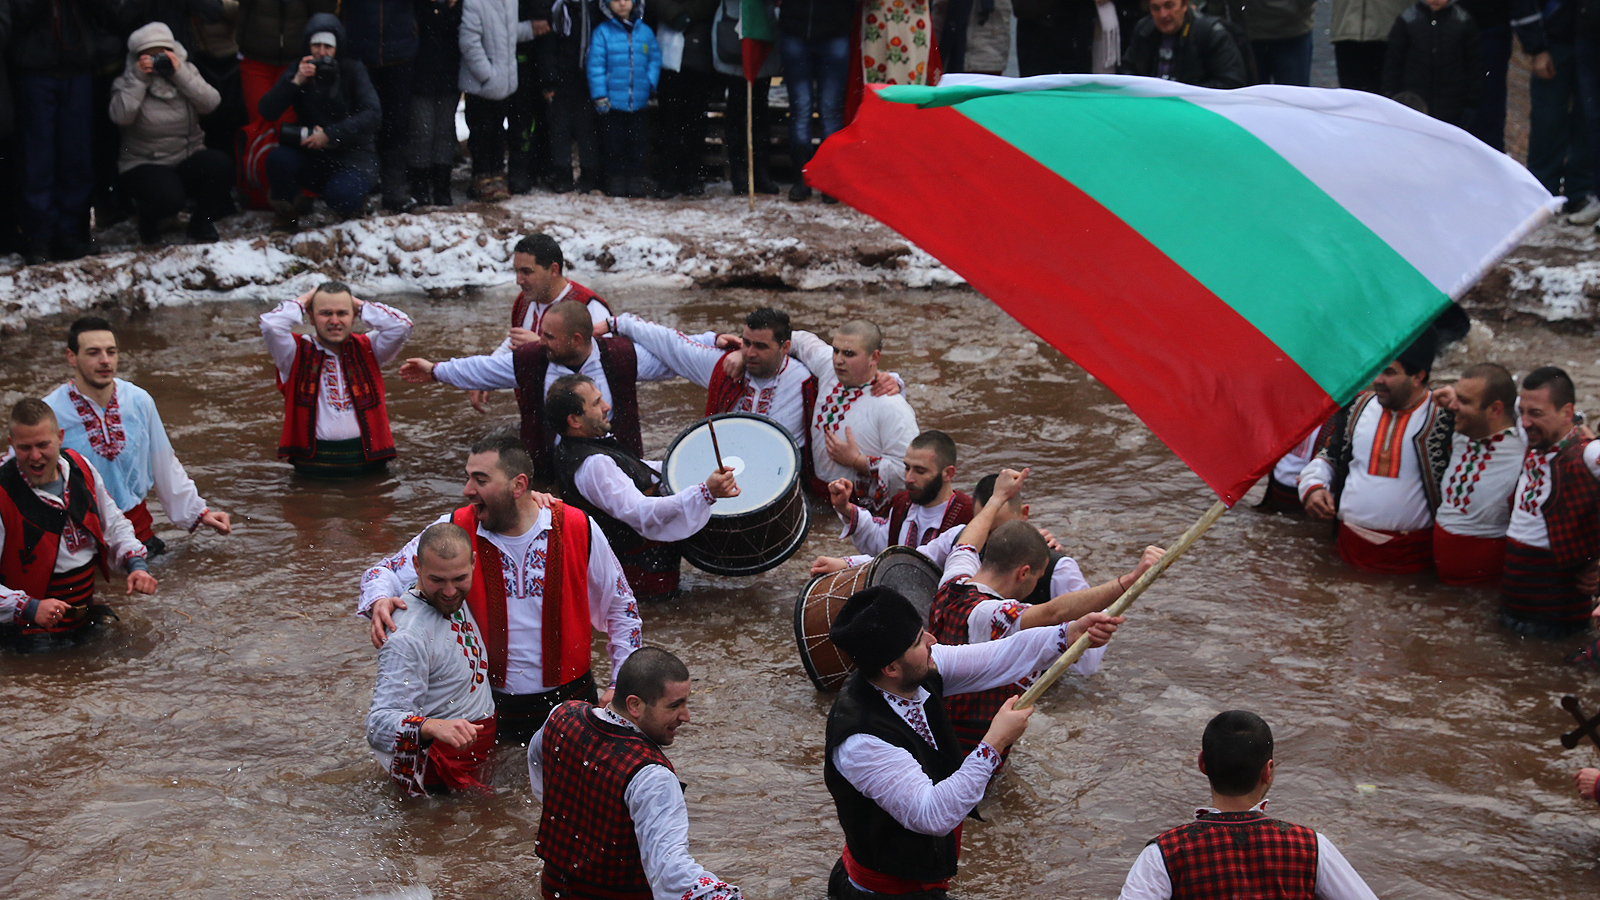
[258,13,382,230]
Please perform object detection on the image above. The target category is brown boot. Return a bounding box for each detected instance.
[270,200,300,234]
[474,174,510,202]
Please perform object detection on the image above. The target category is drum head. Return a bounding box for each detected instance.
[662,413,801,517]
[868,546,942,622]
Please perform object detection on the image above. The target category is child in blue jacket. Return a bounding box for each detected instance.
[587,0,660,197]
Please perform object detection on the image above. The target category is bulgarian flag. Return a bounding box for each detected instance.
[806,74,1558,506]
[739,0,776,81]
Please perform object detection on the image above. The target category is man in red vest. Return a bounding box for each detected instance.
[400,300,675,480]
[360,433,643,743]
[830,430,974,559]
[1,400,157,642]
[463,234,614,412]
[529,646,743,900]
[259,282,414,477]
[1117,710,1380,900]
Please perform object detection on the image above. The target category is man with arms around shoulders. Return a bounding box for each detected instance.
[360,434,643,742]
[547,374,738,599]
[367,523,497,796]
[530,646,743,900]
[44,316,231,555]
[259,280,414,476]
[1117,710,1380,900]
[1431,362,1526,585]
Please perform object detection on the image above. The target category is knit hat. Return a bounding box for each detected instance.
[829,586,924,676]
[309,30,338,48]
[128,22,178,56]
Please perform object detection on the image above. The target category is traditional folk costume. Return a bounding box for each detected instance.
[1499,431,1600,638]
[927,543,1100,756]
[839,522,1095,611]
[259,298,414,476]
[1118,801,1381,900]
[430,336,674,479]
[361,501,643,742]
[1258,426,1325,514]
[529,700,742,900]
[791,330,919,513]
[1298,391,1452,574]
[493,280,611,357]
[612,312,818,449]
[1433,426,1525,586]
[838,490,974,559]
[554,435,716,600]
[44,379,212,552]
[366,587,497,796]
[825,601,1081,899]
[0,450,149,638]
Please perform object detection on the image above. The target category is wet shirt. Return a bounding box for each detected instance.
[839,494,959,558]
[366,589,495,764]
[791,330,919,509]
[1505,438,1600,548]
[1299,395,1435,534]
[574,455,715,542]
[1435,427,1526,539]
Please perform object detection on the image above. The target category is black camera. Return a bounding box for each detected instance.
[312,56,337,84]
[151,53,174,76]
[279,124,311,148]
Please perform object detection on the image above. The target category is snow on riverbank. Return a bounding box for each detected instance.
[0,189,963,333]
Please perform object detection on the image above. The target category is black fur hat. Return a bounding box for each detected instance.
[829,586,924,676]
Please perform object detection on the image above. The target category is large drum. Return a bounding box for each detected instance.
[793,546,942,692]
[662,413,811,577]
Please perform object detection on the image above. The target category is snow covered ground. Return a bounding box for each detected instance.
[0,186,1592,332]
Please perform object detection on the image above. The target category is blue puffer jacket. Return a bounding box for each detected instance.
[586,1,659,111]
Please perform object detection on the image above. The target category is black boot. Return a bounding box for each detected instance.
[186,214,219,243]
[787,143,814,201]
[409,168,432,207]
[507,152,535,195]
[381,161,416,213]
[431,165,454,206]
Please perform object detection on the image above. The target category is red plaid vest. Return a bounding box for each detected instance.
[1541,434,1600,569]
[927,580,1019,753]
[536,701,675,900]
[1153,810,1318,900]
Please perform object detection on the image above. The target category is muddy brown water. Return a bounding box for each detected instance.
[2,284,1599,900]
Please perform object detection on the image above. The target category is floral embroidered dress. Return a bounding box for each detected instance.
[860,0,941,88]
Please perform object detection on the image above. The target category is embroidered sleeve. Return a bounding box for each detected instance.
[360,300,415,365]
[860,456,892,510]
[613,313,721,388]
[387,715,430,798]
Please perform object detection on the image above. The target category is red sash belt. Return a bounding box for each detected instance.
[123,501,155,543]
[425,715,497,795]
[841,824,961,894]
[1336,522,1433,574]
[1432,523,1506,586]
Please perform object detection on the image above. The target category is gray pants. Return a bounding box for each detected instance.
[409,93,460,168]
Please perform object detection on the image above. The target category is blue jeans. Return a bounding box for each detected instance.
[264,145,373,216]
[1471,25,1512,151]
[1575,37,1600,200]
[14,73,94,244]
[1252,33,1312,86]
[1529,42,1592,199]
[778,34,849,158]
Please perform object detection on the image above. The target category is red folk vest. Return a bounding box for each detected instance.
[275,334,396,462]
[0,450,109,632]
[509,280,611,336]
[927,579,1019,751]
[886,490,975,548]
[707,353,820,488]
[536,701,675,900]
[451,501,593,691]
[1541,434,1600,569]
[1153,810,1319,900]
[512,337,641,479]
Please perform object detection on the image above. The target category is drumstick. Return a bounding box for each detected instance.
[707,418,726,472]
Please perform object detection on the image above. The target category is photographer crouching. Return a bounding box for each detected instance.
[258,14,381,231]
[109,23,238,245]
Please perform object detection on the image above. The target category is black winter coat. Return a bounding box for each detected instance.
[649,0,715,72]
[1119,9,1247,88]
[124,0,221,51]
[236,0,338,65]
[258,12,382,176]
[341,0,421,67]
[1381,0,1481,128]
[775,0,851,39]
[412,0,463,93]
[9,0,130,74]
[535,0,603,84]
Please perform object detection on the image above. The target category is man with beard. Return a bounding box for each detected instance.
[43,317,232,555]
[530,647,743,900]
[366,523,497,796]
[830,430,973,559]
[1497,366,1600,639]
[1299,331,1454,573]
[823,585,1121,898]
[260,282,414,476]
[790,320,919,512]
[548,374,739,599]
[1431,363,1526,585]
[462,234,614,412]
[360,434,643,742]
[399,300,674,479]
[1,400,156,642]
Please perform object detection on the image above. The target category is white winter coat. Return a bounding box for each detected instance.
[459,0,533,100]
[108,22,221,173]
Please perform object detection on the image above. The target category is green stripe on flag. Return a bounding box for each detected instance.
[885,84,1448,403]
[739,0,776,42]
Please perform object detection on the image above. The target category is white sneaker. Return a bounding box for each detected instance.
[1568,194,1600,225]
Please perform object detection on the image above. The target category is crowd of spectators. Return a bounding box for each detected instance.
[0,0,1584,266]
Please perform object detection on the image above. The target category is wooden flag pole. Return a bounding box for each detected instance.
[1015,498,1230,710]
[747,80,756,211]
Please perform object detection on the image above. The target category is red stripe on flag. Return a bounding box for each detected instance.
[741,40,771,83]
[806,89,1337,505]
